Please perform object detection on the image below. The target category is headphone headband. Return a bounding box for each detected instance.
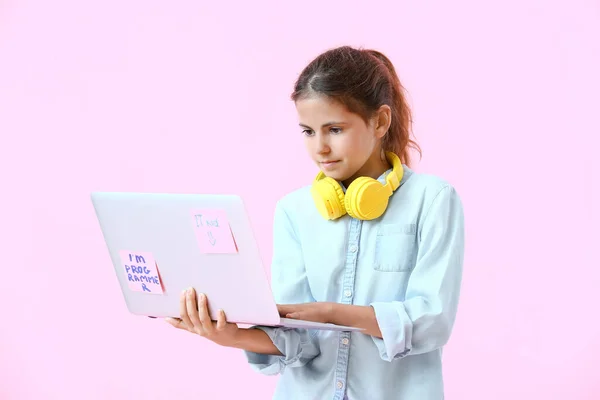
[384,151,402,191]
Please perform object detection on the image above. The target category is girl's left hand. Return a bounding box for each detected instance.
[277,302,336,324]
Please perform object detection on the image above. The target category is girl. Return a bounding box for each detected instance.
[166,45,465,400]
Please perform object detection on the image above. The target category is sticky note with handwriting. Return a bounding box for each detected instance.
[191,209,238,254]
[119,250,164,294]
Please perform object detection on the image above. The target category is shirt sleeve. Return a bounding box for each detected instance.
[370,184,465,362]
[244,199,320,375]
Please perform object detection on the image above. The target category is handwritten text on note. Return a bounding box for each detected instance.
[119,250,164,294]
[191,209,238,254]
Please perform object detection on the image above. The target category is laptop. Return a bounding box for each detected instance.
[91,191,361,332]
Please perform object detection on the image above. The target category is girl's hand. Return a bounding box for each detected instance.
[165,287,240,347]
[277,302,336,324]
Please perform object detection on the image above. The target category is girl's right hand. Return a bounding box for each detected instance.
[165,287,240,348]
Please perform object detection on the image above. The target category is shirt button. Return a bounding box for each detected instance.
[344,290,352,298]
[337,381,344,389]
[349,244,358,253]
[341,338,349,345]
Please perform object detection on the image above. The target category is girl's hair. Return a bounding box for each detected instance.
[291,46,421,167]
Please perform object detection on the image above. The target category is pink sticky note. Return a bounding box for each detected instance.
[119,250,164,294]
[190,209,238,254]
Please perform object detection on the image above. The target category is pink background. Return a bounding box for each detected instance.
[1,1,599,399]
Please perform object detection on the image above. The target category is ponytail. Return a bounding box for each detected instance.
[365,49,421,166]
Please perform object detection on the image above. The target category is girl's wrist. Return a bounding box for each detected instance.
[232,327,282,355]
[326,302,339,323]
[217,327,246,348]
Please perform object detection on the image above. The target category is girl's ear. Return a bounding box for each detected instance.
[374,104,392,139]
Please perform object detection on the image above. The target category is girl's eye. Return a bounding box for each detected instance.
[302,129,314,137]
[330,127,342,134]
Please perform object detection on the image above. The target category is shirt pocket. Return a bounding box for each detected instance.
[373,223,417,272]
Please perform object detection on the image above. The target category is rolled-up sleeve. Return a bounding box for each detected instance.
[244,326,320,375]
[370,185,465,362]
[244,200,320,374]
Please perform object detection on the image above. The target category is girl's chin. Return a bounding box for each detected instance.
[320,170,349,183]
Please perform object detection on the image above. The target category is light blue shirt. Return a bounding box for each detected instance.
[244,166,465,400]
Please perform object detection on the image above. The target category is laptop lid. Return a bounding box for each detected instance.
[91,191,281,326]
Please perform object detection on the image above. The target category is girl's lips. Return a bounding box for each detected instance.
[321,161,340,170]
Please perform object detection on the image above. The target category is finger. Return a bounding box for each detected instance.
[197,292,214,335]
[186,288,204,333]
[165,317,187,330]
[286,312,301,319]
[277,305,295,316]
[216,309,226,331]
[179,289,194,331]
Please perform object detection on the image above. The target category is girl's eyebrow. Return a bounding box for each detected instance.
[299,121,346,129]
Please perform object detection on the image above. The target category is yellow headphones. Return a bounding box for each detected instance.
[310,151,404,221]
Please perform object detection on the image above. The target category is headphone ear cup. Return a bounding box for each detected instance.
[345,177,390,220]
[310,177,347,220]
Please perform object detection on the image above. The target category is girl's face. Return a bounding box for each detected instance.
[295,96,391,187]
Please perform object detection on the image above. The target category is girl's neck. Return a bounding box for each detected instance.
[342,151,391,188]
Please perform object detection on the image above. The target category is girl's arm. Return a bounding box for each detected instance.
[230,328,283,355]
[278,302,383,338]
[329,304,382,338]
